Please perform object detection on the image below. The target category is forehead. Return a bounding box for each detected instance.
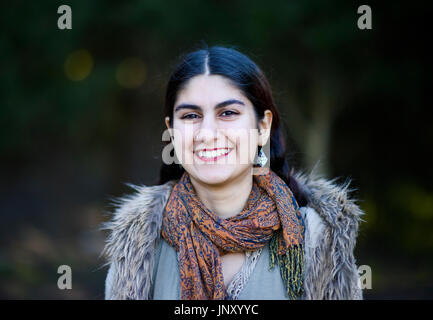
[175,75,248,106]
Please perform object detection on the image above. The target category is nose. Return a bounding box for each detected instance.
[194,115,220,144]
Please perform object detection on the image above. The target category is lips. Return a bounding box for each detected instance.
[195,148,233,161]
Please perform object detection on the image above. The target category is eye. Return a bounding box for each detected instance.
[221,110,238,117]
[181,113,200,120]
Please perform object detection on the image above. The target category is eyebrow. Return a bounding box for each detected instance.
[174,99,245,113]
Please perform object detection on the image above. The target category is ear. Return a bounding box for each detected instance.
[165,116,171,130]
[165,116,175,140]
[258,110,273,146]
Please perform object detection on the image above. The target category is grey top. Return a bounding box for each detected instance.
[151,238,290,300]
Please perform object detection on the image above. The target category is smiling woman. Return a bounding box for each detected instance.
[101,45,365,300]
[165,73,273,198]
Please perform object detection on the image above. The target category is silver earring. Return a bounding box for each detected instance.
[257,148,268,167]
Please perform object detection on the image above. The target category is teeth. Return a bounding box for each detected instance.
[197,149,230,158]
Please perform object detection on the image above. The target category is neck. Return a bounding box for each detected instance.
[189,169,253,219]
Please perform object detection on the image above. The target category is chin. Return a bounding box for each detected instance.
[191,166,238,186]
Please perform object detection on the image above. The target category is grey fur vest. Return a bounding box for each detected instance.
[101,171,364,300]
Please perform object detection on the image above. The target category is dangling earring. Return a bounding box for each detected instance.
[257,147,268,167]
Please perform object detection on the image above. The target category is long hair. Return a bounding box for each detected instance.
[158,45,307,206]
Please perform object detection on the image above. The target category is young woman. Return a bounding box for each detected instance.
[102,46,364,300]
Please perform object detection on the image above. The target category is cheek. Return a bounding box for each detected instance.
[247,133,260,162]
[227,129,259,164]
[171,124,196,164]
[172,122,195,149]
[233,115,259,151]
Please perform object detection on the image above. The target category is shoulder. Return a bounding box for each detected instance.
[294,170,364,233]
[101,181,175,261]
[100,180,175,299]
[293,170,365,299]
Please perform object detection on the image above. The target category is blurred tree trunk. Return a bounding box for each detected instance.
[305,75,335,176]
[285,72,338,177]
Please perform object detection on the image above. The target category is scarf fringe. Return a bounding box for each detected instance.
[269,232,304,300]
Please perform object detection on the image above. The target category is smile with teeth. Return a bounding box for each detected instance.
[195,148,232,161]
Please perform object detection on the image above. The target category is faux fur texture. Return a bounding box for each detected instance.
[101,171,364,300]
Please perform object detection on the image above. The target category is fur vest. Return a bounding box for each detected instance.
[101,171,364,300]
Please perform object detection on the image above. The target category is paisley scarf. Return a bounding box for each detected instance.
[161,169,305,300]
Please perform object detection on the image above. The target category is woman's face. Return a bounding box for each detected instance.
[166,74,272,186]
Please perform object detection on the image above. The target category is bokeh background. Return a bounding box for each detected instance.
[1,0,431,299]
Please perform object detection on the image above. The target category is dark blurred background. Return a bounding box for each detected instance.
[1,0,431,299]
